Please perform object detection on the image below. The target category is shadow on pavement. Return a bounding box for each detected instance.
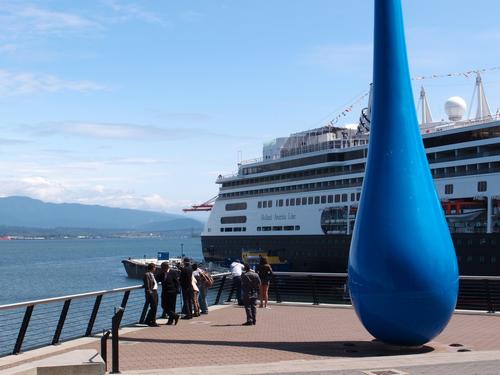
[118,336,434,358]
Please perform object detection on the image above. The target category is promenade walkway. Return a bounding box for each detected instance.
[1,304,500,374]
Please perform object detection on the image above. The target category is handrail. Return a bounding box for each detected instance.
[0,272,232,311]
[274,272,500,281]
[0,285,144,311]
[1,272,497,311]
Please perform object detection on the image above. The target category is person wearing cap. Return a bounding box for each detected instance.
[143,263,159,327]
[179,257,194,319]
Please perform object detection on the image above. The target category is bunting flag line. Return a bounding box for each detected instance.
[327,91,369,126]
[412,66,500,81]
[326,66,500,127]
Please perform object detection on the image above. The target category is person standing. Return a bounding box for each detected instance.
[230,259,244,305]
[256,256,273,308]
[241,263,261,326]
[191,264,201,317]
[193,265,210,315]
[143,263,159,327]
[179,257,194,319]
[157,262,180,325]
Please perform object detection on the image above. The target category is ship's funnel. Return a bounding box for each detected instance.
[347,0,458,346]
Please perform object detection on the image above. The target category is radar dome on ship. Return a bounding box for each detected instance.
[445,96,467,121]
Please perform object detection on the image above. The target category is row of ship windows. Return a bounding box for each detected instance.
[219,161,499,199]
[444,181,488,195]
[238,126,500,177]
[218,226,302,232]
[220,227,247,232]
[220,177,363,199]
[258,192,361,208]
[257,225,301,232]
[229,141,500,188]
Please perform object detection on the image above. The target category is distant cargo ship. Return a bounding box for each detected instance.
[199,73,500,276]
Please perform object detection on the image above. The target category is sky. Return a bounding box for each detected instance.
[1,0,500,219]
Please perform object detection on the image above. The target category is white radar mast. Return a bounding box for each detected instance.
[418,86,433,124]
[471,71,492,120]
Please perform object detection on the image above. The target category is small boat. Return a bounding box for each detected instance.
[122,252,183,279]
[122,251,229,279]
[241,250,289,271]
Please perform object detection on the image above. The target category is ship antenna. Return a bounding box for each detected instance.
[417,86,433,124]
[469,71,492,120]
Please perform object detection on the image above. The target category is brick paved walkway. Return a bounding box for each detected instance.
[89,304,500,371]
[2,304,500,373]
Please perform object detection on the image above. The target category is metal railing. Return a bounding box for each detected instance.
[225,272,500,313]
[1,271,499,358]
[0,273,232,357]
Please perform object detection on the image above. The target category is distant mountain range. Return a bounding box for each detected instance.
[0,196,203,231]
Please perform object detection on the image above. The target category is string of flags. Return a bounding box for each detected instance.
[412,66,500,81]
[326,66,500,127]
[327,91,370,126]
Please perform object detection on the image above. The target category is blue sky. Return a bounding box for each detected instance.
[1,0,500,217]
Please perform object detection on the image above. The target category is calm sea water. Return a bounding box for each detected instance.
[0,237,203,305]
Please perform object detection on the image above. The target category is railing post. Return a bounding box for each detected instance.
[139,300,149,324]
[226,278,235,303]
[117,290,130,326]
[273,274,282,303]
[121,290,130,310]
[52,299,72,345]
[13,305,34,355]
[309,275,319,305]
[111,307,124,374]
[485,279,495,313]
[86,295,103,337]
[214,275,227,305]
[101,330,111,372]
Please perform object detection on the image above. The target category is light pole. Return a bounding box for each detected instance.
[181,243,184,257]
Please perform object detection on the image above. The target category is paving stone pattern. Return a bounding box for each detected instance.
[83,305,500,371]
[2,305,500,373]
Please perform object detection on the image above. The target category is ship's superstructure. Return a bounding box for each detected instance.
[201,73,500,275]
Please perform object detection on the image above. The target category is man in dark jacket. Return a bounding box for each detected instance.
[241,263,261,326]
[143,263,159,327]
[179,257,194,319]
[157,262,180,325]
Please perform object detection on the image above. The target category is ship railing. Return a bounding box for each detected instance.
[0,272,232,358]
[1,272,498,358]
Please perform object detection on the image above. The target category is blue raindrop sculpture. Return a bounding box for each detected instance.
[347,0,459,346]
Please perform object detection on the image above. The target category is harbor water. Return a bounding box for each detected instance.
[0,238,203,305]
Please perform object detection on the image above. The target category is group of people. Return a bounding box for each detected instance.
[143,255,274,327]
[142,257,211,327]
[230,256,273,326]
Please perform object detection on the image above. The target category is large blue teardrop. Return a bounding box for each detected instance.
[347,0,459,346]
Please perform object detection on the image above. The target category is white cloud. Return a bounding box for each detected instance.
[303,43,372,73]
[101,0,163,24]
[0,3,98,36]
[0,175,188,213]
[0,69,108,96]
[29,121,254,141]
[17,6,97,32]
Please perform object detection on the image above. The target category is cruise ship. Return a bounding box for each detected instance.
[198,73,500,276]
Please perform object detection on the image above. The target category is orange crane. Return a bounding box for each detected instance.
[183,196,217,212]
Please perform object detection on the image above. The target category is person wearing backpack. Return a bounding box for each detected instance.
[193,264,212,314]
